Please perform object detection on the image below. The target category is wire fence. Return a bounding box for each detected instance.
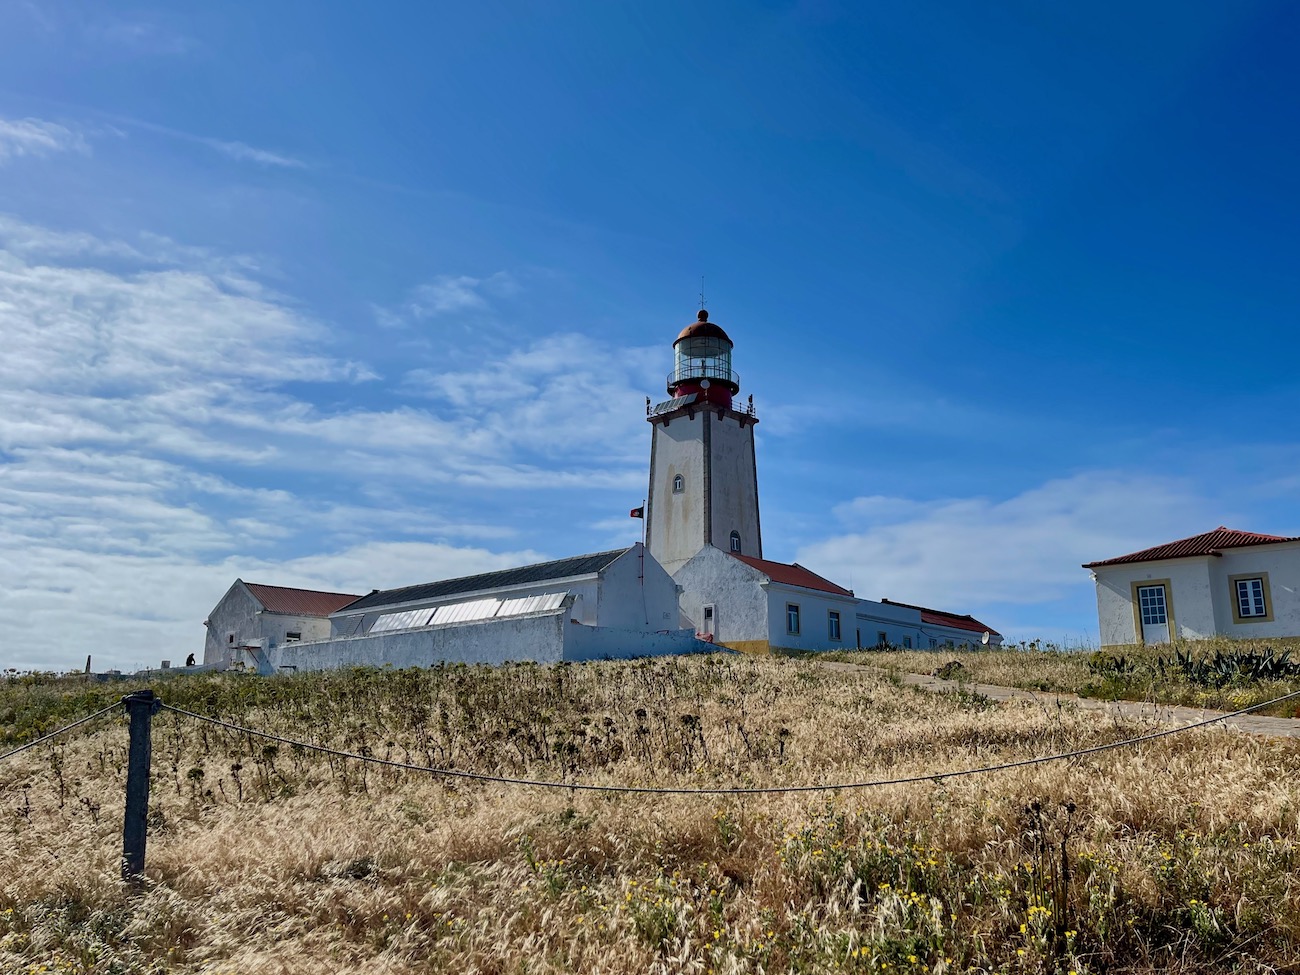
[8,683,1298,794]
[0,702,122,763]
[159,687,1300,794]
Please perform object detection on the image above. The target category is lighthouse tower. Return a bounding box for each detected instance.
[645,310,762,571]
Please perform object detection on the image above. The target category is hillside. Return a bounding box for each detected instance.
[3,656,1300,973]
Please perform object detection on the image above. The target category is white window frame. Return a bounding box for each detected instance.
[672,474,684,494]
[729,531,741,553]
[828,610,841,641]
[786,603,801,635]
[1230,573,1273,623]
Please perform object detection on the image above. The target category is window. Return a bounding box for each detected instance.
[902,636,913,649]
[929,638,938,649]
[828,611,841,641]
[877,631,888,647]
[786,603,801,635]
[673,474,684,494]
[730,530,742,553]
[285,631,302,643]
[227,633,235,645]
[1138,585,1167,625]
[702,604,715,634]
[1230,573,1273,623]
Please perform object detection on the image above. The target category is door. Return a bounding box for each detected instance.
[1137,584,1170,644]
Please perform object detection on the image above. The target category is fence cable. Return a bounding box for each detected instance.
[160,687,1300,796]
[0,701,122,763]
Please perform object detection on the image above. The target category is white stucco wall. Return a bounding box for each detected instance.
[706,411,762,561]
[204,581,335,665]
[670,545,770,645]
[596,545,681,631]
[853,600,925,648]
[764,584,860,652]
[1092,557,1215,646]
[647,410,707,569]
[562,622,712,661]
[1209,542,1300,639]
[205,582,258,665]
[268,611,568,672]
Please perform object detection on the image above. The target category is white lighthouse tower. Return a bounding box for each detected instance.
[645,310,762,572]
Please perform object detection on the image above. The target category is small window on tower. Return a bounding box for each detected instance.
[730,531,741,553]
[673,474,684,494]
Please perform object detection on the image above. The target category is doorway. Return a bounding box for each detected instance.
[1136,584,1170,644]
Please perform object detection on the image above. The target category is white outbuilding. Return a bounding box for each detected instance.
[263,543,705,672]
[1084,526,1300,647]
[203,580,362,668]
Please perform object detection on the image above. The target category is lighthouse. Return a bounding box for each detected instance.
[645,310,762,571]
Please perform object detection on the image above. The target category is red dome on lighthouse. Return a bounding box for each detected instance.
[675,310,733,345]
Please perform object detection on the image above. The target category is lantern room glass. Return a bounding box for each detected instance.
[671,336,735,387]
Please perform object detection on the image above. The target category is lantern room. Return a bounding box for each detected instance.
[668,310,740,408]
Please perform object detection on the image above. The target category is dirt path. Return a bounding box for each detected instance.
[817,661,1300,739]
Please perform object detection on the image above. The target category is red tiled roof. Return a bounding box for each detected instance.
[244,582,362,617]
[879,599,1001,637]
[729,554,854,597]
[1082,527,1300,569]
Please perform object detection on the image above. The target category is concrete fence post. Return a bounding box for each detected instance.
[121,690,160,882]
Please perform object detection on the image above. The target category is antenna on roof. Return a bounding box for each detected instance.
[699,275,706,311]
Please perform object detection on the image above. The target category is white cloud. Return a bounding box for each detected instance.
[796,472,1223,611]
[201,138,306,169]
[0,539,545,674]
[377,272,517,326]
[0,217,662,670]
[0,116,88,163]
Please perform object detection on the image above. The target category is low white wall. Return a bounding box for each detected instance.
[562,622,713,661]
[268,612,567,672]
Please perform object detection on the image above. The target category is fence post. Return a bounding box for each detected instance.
[121,689,159,882]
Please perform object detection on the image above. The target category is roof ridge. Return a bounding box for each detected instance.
[245,581,360,597]
[1084,526,1300,568]
[371,548,631,600]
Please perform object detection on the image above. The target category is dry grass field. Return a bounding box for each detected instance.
[823,639,1300,717]
[4,654,1300,974]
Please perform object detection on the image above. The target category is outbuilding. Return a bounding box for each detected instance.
[203,580,362,668]
[265,543,705,672]
[1084,526,1300,646]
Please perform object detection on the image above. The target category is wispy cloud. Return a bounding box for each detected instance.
[0,116,89,163]
[201,138,307,169]
[0,217,659,670]
[796,472,1223,612]
[95,113,308,170]
[94,18,194,56]
[376,272,517,326]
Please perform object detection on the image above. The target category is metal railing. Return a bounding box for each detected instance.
[667,362,739,387]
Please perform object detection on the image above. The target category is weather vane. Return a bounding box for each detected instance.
[699,276,706,311]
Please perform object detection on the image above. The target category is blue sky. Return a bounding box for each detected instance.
[2,1,1299,670]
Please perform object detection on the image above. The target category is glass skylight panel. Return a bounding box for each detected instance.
[498,591,567,616]
[430,598,502,624]
[370,609,434,632]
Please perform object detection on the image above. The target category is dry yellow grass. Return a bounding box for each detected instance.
[3,655,1300,973]
[825,639,1300,716]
